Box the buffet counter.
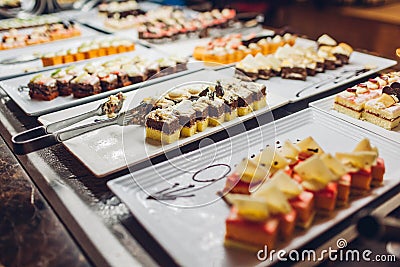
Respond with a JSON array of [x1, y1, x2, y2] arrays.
[[0, 2, 400, 266]]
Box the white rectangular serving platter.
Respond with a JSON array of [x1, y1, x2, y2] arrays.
[[310, 95, 400, 144], [0, 45, 201, 116], [107, 108, 400, 267], [38, 69, 289, 177], [0, 32, 109, 80], [217, 51, 397, 103]]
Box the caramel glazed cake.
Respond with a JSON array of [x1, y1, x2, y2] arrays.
[[143, 80, 267, 144]]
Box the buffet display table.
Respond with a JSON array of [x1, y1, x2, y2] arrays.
[[0, 3, 399, 266]]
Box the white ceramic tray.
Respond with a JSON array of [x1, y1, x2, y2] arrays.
[[217, 52, 397, 103], [38, 69, 288, 177], [0, 32, 111, 80], [0, 45, 200, 116], [108, 108, 400, 267], [310, 95, 400, 144]]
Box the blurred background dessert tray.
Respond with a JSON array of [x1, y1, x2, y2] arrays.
[[0, 45, 199, 116]]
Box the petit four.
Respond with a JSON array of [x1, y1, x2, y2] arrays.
[[222, 136, 386, 251], [27, 74, 58, 101]]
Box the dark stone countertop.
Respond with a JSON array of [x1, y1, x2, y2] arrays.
[[0, 136, 92, 267]]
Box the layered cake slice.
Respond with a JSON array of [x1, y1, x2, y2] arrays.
[[222, 90, 238, 121], [145, 108, 181, 144], [50, 69, 73, 96], [97, 71, 119, 92], [333, 86, 381, 119], [192, 100, 209, 132], [230, 86, 254, 116], [225, 194, 279, 251], [280, 59, 307, 81], [363, 92, 400, 130], [235, 54, 259, 81], [70, 72, 101, 98], [331, 43, 353, 65], [173, 100, 197, 137], [28, 74, 58, 101], [198, 95, 225, 126], [241, 81, 267, 111]]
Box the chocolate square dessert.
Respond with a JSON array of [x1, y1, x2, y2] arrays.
[[50, 69, 73, 96], [71, 72, 101, 98], [28, 74, 59, 101], [192, 100, 209, 132], [98, 71, 118, 92], [145, 108, 181, 144], [173, 100, 197, 137]]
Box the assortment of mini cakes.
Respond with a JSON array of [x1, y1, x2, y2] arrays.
[[102, 4, 236, 42], [235, 34, 353, 81], [0, 14, 60, 30], [144, 79, 267, 144], [41, 37, 135, 67], [223, 137, 385, 251], [193, 33, 297, 64], [98, 0, 143, 19], [27, 55, 188, 101], [0, 21, 81, 50], [333, 71, 400, 130], [137, 7, 236, 43]]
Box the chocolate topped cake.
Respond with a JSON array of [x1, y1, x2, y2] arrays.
[[28, 74, 58, 101], [145, 108, 181, 144], [222, 90, 238, 121], [192, 100, 209, 131], [97, 71, 118, 92], [50, 69, 73, 96], [198, 96, 225, 126], [230, 84, 255, 116], [71, 72, 101, 98], [173, 100, 197, 137]]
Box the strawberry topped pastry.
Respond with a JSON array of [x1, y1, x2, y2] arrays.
[[222, 136, 386, 251]]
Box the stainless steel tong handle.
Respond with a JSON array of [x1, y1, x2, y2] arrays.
[[12, 116, 118, 155]]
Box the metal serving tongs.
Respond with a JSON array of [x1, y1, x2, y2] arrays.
[[12, 94, 153, 155]]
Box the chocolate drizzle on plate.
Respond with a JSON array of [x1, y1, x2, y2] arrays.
[[147, 164, 231, 201]]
